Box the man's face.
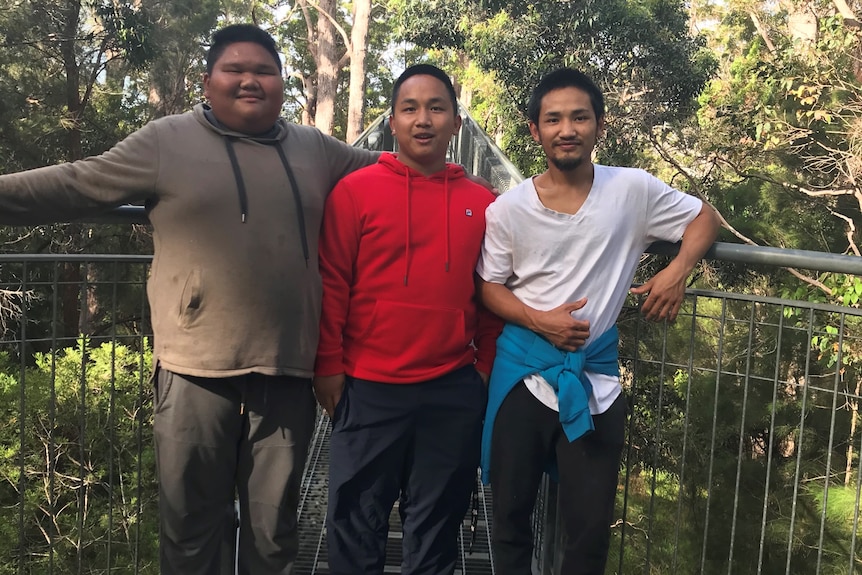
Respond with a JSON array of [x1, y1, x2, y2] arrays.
[[529, 86, 604, 172], [389, 74, 461, 175], [203, 42, 284, 135]]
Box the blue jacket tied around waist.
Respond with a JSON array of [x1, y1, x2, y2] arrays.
[[480, 322, 620, 483]]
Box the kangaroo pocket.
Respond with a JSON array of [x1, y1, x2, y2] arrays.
[[351, 300, 468, 376], [177, 268, 203, 329]]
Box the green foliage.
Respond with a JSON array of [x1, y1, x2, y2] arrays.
[[393, 0, 715, 174], [689, 0, 862, 296], [0, 0, 162, 263], [0, 341, 158, 574], [618, 291, 862, 573]]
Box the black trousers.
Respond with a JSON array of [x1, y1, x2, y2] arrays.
[[153, 369, 317, 575], [489, 381, 626, 575], [326, 365, 486, 575]]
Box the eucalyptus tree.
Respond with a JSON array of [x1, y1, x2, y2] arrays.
[[269, 0, 391, 139]]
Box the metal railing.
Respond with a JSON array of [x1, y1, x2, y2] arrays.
[[2, 251, 860, 574], [535, 288, 862, 575], [0, 255, 156, 574]]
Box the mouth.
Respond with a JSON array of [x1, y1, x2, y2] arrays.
[[555, 140, 580, 150], [236, 94, 263, 102], [414, 133, 435, 143]]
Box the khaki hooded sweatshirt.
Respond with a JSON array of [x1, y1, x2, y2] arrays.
[[0, 104, 378, 378]]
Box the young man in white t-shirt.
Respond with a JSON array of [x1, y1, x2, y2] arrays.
[[476, 68, 720, 575]]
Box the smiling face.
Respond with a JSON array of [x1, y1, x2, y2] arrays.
[[529, 86, 604, 173], [203, 41, 284, 135], [389, 74, 462, 176]]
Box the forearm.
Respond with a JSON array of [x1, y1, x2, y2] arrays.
[[0, 125, 159, 225], [477, 278, 541, 331], [473, 303, 503, 373], [477, 278, 590, 351], [669, 205, 720, 276], [633, 204, 720, 322]]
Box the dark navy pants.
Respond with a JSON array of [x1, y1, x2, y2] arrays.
[[327, 365, 486, 575]]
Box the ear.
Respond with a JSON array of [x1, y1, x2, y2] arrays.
[[453, 114, 462, 134], [389, 114, 395, 135], [202, 73, 211, 100], [596, 116, 606, 139], [528, 121, 541, 143]]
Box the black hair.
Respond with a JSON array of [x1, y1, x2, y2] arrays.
[[391, 64, 458, 115], [527, 68, 605, 124], [205, 24, 282, 75]]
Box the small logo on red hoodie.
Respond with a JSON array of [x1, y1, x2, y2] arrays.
[[465, 209, 473, 217]]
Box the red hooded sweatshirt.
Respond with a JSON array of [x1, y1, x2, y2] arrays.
[[315, 153, 502, 383]]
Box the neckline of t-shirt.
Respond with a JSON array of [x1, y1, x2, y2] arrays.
[[527, 168, 602, 219]]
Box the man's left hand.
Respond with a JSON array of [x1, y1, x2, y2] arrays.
[[630, 263, 687, 322], [313, 373, 345, 418]]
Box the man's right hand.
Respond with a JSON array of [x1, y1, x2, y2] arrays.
[[312, 373, 345, 418], [529, 298, 591, 352]]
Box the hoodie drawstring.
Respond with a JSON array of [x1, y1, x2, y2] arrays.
[[223, 138, 249, 223], [444, 170, 450, 273], [274, 145, 311, 268], [222, 136, 311, 267], [404, 170, 411, 286], [401, 163, 453, 285]]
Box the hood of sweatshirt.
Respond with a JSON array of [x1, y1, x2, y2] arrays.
[[376, 152, 466, 181], [192, 103, 289, 143], [377, 153, 467, 285], [191, 103, 311, 265]]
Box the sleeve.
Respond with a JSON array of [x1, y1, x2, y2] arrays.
[[0, 121, 161, 225], [643, 172, 704, 244], [320, 133, 381, 189], [314, 179, 362, 376], [473, 301, 503, 374], [476, 201, 514, 284]]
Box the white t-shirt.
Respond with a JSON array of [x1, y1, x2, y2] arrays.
[[477, 164, 703, 414]]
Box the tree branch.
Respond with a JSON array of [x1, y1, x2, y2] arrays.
[[833, 0, 862, 28], [305, 0, 353, 52], [749, 11, 777, 53]]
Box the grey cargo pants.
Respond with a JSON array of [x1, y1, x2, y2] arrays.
[[153, 368, 317, 575]]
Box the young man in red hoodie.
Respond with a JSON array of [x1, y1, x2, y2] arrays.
[[313, 64, 501, 574]]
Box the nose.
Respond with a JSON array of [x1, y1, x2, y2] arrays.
[[415, 108, 432, 126], [559, 118, 577, 136], [239, 72, 260, 87]]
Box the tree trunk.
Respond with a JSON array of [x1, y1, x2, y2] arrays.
[[314, 0, 339, 135], [346, 0, 371, 143], [60, 0, 83, 162], [148, 56, 191, 118], [303, 74, 317, 126], [846, 376, 861, 485]]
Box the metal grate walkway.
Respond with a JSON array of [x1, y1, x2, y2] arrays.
[[294, 411, 496, 575]]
